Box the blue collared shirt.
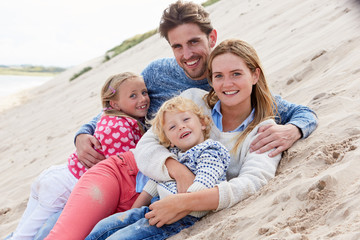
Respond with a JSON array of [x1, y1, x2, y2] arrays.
[[211, 100, 255, 132]]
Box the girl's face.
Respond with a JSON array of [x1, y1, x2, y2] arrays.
[[111, 77, 150, 118], [163, 111, 206, 152], [211, 53, 259, 111]]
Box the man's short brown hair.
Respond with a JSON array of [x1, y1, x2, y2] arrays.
[[159, 0, 213, 41]]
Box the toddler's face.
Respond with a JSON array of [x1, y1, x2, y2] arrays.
[[163, 110, 206, 151]]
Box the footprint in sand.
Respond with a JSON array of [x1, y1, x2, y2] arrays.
[[286, 49, 328, 85], [316, 137, 357, 165]]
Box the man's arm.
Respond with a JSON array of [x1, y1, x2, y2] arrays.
[[250, 95, 318, 157], [74, 113, 105, 168]]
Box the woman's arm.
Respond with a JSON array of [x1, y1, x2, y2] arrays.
[[146, 187, 220, 227], [132, 127, 175, 181], [146, 120, 281, 226]]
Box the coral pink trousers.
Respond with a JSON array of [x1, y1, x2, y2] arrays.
[[45, 151, 139, 240]]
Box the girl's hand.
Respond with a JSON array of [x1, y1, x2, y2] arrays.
[[145, 194, 191, 227]]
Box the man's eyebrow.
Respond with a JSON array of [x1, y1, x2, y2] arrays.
[[171, 43, 181, 48], [188, 37, 201, 43]]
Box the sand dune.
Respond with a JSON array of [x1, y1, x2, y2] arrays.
[[1, 0, 360, 239]]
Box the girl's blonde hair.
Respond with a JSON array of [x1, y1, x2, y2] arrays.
[[206, 39, 278, 152], [151, 96, 211, 148], [101, 72, 146, 133]]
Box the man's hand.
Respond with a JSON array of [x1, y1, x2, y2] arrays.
[[166, 157, 195, 193], [75, 134, 105, 168], [250, 124, 302, 157]]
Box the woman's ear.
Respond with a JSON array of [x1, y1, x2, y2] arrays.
[[109, 100, 121, 110], [252, 68, 260, 85]]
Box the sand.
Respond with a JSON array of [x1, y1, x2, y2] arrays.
[[1, 0, 360, 239]]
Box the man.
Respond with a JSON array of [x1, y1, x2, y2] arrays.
[[75, 1, 317, 169]]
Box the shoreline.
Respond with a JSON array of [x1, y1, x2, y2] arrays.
[[0, 71, 59, 77]]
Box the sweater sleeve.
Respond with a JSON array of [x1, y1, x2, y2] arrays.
[[274, 94, 318, 138], [187, 141, 230, 193], [216, 120, 282, 211], [142, 179, 159, 198], [74, 112, 102, 145], [132, 127, 176, 182]]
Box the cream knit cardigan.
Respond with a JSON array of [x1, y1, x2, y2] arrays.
[[132, 88, 281, 211]]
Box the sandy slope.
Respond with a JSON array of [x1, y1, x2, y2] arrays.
[[1, 0, 360, 239]]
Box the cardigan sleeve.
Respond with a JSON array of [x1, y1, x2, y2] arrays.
[[132, 127, 176, 182], [142, 179, 159, 198], [215, 120, 282, 211]]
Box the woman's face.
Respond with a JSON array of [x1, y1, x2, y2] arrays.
[[211, 53, 259, 110]]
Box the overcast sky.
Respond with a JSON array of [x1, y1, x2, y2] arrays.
[[0, 0, 204, 68]]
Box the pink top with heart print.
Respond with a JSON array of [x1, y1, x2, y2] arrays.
[[68, 115, 143, 179]]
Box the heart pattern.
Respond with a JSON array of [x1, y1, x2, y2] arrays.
[[68, 115, 143, 179]]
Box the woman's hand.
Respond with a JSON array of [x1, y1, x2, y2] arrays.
[[145, 194, 191, 227]]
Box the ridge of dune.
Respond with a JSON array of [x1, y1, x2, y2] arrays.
[[1, 0, 360, 239]]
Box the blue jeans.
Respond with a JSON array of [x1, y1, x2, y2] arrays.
[[85, 206, 199, 240], [3, 211, 61, 240], [33, 210, 61, 240]]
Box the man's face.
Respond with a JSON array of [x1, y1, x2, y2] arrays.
[[167, 23, 216, 80]]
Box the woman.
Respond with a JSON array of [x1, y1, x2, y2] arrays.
[[134, 39, 282, 228]]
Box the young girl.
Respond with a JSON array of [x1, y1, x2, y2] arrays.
[[11, 72, 150, 240], [134, 39, 283, 228], [85, 96, 230, 240]]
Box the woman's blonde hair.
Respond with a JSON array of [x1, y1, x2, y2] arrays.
[[151, 96, 211, 148], [206, 39, 278, 152], [101, 72, 146, 133]]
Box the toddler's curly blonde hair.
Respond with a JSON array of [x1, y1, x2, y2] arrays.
[[150, 96, 211, 148]]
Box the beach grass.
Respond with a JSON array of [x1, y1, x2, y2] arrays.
[[69, 66, 92, 81], [104, 29, 158, 62], [202, 0, 220, 7]]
